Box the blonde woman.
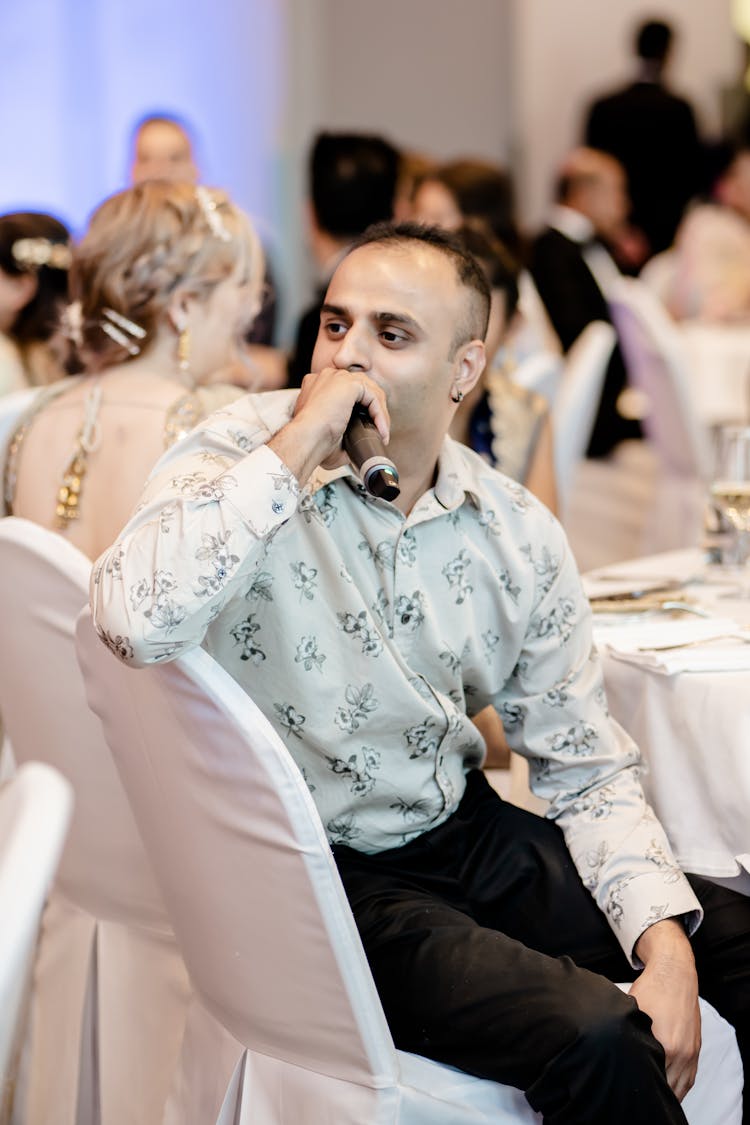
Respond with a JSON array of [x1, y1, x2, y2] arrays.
[[3, 180, 264, 559]]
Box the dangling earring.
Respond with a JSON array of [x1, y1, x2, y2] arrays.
[[450, 386, 464, 404], [177, 326, 191, 376]]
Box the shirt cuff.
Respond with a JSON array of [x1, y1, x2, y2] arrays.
[[616, 872, 703, 968], [221, 443, 301, 538]]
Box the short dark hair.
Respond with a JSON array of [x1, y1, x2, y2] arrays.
[[310, 132, 400, 239], [0, 211, 71, 344], [349, 221, 491, 349], [453, 221, 520, 323], [635, 19, 673, 63]]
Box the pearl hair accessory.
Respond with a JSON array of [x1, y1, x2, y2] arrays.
[[99, 307, 146, 356], [11, 237, 71, 271], [195, 186, 232, 243]]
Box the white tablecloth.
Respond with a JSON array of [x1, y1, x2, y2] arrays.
[[585, 549, 750, 885]]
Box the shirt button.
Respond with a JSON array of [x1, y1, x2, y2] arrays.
[[271, 499, 285, 514]]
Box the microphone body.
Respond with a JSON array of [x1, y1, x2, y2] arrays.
[[343, 406, 400, 501]]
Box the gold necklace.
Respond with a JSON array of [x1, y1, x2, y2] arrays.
[[56, 380, 102, 527]]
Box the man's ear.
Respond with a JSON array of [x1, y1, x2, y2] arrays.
[[452, 339, 487, 397]]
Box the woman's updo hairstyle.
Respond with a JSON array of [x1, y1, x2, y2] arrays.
[[68, 181, 263, 372]]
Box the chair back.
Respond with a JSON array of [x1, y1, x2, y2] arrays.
[[75, 609, 399, 1091], [0, 762, 71, 1084], [509, 350, 562, 406], [608, 278, 711, 478], [552, 321, 616, 512], [0, 387, 37, 459], [0, 518, 168, 928]]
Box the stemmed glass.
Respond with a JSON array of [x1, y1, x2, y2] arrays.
[[710, 426, 750, 597]]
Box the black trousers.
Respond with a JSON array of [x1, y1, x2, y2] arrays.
[[333, 770, 750, 1125]]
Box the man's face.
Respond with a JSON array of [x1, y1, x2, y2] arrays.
[[131, 122, 197, 185], [584, 165, 629, 240], [311, 241, 480, 444]]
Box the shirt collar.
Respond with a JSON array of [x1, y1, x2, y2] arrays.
[[548, 205, 595, 245], [307, 436, 481, 512]]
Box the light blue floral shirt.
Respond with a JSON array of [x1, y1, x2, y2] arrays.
[[91, 389, 701, 962]]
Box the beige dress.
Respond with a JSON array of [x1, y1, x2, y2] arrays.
[[3, 376, 242, 521]]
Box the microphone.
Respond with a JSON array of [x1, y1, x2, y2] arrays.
[[343, 405, 400, 501]]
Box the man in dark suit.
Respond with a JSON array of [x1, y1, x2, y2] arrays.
[[530, 147, 641, 458], [288, 132, 400, 387], [584, 19, 700, 259]]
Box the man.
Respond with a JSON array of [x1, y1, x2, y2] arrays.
[[92, 223, 748, 1124], [530, 146, 641, 458], [287, 131, 400, 386], [129, 113, 277, 349], [130, 114, 199, 186], [584, 19, 701, 258]]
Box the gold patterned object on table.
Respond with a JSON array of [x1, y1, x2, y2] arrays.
[[588, 589, 700, 615]]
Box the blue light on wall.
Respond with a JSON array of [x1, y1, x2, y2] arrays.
[[0, 0, 285, 245]]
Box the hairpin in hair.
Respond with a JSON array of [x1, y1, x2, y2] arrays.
[[195, 186, 232, 243], [61, 300, 84, 347], [12, 237, 72, 271], [100, 307, 146, 356]]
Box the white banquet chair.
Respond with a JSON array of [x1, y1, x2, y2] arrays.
[[509, 350, 563, 407], [0, 763, 72, 1119], [0, 386, 38, 782], [0, 518, 190, 1125], [75, 611, 744, 1125], [609, 278, 710, 551], [0, 387, 37, 456], [552, 321, 616, 516]]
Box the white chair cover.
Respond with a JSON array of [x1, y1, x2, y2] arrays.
[[0, 763, 72, 1114], [0, 518, 190, 1125], [608, 277, 711, 479], [75, 612, 743, 1125], [609, 278, 712, 552], [0, 387, 37, 459], [509, 350, 563, 406], [552, 321, 616, 515]]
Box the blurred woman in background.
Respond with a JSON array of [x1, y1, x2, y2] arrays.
[[0, 211, 71, 393]]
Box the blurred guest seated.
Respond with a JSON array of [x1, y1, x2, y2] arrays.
[[584, 18, 701, 260], [392, 149, 437, 222], [530, 148, 642, 457], [643, 142, 750, 324], [130, 111, 278, 353], [2, 181, 264, 560], [0, 212, 71, 393], [287, 131, 400, 387], [412, 158, 560, 360], [412, 157, 521, 257], [451, 222, 556, 514]]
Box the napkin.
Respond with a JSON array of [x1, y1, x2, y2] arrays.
[[593, 616, 750, 674]]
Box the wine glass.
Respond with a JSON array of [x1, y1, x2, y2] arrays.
[[710, 425, 750, 597]]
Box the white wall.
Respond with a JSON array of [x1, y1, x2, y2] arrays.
[[278, 0, 515, 338], [511, 0, 741, 229]]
